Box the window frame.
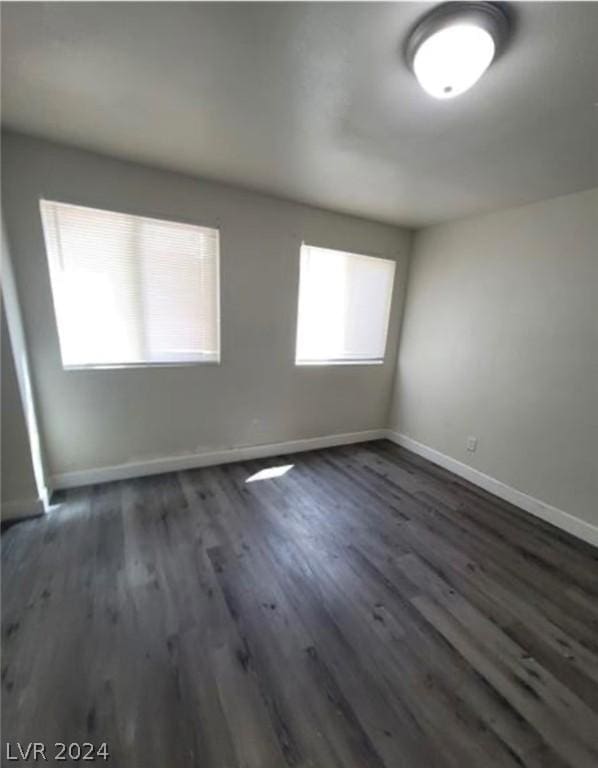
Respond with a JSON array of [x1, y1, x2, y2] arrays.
[[294, 242, 396, 367], [39, 199, 222, 371]]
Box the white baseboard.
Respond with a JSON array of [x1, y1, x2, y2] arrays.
[[1, 497, 45, 523], [50, 429, 386, 490], [385, 431, 598, 548], [46, 427, 598, 549]]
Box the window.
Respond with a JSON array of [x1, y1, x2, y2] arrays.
[[39, 200, 220, 368], [295, 244, 396, 365]]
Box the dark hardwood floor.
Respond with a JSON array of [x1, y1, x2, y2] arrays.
[[2, 440, 598, 767]]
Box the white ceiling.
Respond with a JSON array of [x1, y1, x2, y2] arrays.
[[2, 2, 597, 227]]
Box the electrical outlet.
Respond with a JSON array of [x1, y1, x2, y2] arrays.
[[466, 436, 478, 452]]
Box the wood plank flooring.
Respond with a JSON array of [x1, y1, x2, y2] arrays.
[[2, 440, 598, 767]]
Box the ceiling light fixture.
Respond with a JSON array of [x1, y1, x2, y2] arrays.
[[406, 2, 510, 99]]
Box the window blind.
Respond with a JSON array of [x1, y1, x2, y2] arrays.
[[295, 244, 395, 364], [39, 200, 220, 368]]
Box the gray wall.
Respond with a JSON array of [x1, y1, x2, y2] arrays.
[[390, 187, 598, 526], [1, 214, 47, 519], [1, 302, 39, 516], [2, 131, 412, 479]]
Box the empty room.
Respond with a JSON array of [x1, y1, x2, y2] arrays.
[[1, 1, 597, 766]]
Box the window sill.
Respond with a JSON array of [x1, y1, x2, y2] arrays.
[[63, 360, 221, 371], [295, 359, 384, 367]]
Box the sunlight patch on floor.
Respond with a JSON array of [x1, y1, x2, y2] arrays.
[[246, 464, 294, 483]]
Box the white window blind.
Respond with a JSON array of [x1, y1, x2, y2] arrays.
[[39, 200, 220, 368], [295, 244, 396, 364]]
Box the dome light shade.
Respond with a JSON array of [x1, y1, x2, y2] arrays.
[[406, 3, 510, 99], [413, 24, 495, 98]]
